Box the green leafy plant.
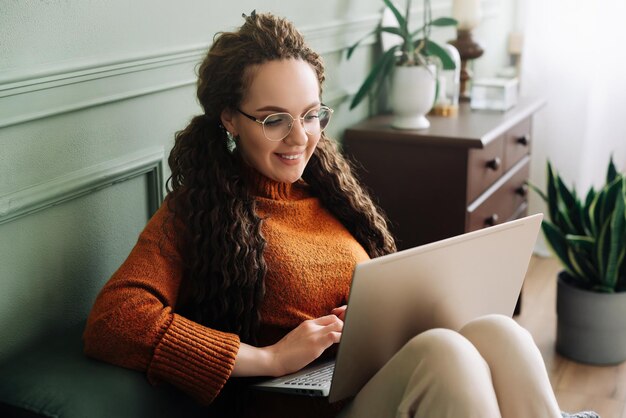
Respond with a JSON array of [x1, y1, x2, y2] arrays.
[[346, 0, 457, 110], [530, 158, 626, 293]]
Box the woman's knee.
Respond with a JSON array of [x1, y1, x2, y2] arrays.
[[460, 314, 533, 347], [399, 328, 484, 372], [396, 330, 500, 416]]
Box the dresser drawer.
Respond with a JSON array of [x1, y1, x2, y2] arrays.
[[503, 117, 532, 171], [466, 136, 505, 203], [466, 157, 530, 232]]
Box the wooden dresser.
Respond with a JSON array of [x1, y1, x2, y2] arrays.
[[343, 97, 545, 251]]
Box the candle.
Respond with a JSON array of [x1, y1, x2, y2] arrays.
[[452, 0, 482, 30]]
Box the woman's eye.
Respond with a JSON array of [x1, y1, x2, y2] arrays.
[[265, 116, 287, 126]]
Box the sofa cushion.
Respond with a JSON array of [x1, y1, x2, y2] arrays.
[[0, 324, 207, 418]]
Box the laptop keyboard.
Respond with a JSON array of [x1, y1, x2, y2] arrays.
[[283, 363, 335, 387]]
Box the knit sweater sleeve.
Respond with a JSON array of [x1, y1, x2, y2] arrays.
[[82, 201, 240, 405]]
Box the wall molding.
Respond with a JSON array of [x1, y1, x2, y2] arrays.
[[0, 147, 165, 225], [0, 47, 206, 94], [0, 47, 203, 128], [0, 2, 457, 128], [0, 16, 381, 130]]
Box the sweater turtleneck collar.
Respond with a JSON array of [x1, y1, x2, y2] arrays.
[[239, 159, 310, 201]]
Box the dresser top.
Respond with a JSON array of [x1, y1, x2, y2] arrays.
[[344, 96, 546, 149]]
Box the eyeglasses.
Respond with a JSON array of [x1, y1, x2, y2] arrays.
[[237, 105, 334, 142]]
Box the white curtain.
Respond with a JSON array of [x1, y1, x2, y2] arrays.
[[519, 0, 626, 253]]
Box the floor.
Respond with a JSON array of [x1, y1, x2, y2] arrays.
[[515, 256, 626, 418]]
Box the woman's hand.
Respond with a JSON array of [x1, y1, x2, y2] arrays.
[[232, 312, 345, 378], [267, 314, 343, 377], [331, 305, 347, 321]]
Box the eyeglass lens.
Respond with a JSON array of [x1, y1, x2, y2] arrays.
[[263, 107, 332, 141]]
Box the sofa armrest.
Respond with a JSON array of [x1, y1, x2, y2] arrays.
[[0, 323, 208, 418]]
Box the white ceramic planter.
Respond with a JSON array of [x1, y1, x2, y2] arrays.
[[389, 64, 437, 130]]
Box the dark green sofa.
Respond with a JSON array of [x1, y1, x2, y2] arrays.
[[0, 324, 208, 418]]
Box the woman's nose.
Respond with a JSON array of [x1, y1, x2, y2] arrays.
[[283, 117, 308, 145]]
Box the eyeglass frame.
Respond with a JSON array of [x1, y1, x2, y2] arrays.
[[236, 105, 334, 142]]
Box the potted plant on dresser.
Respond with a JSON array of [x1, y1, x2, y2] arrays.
[[346, 0, 457, 129], [531, 157, 626, 364]]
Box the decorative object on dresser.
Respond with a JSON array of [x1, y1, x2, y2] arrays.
[[448, 0, 483, 102], [389, 62, 438, 130], [346, 0, 457, 129], [530, 157, 626, 365], [470, 77, 519, 111], [343, 97, 545, 314], [431, 44, 461, 118]]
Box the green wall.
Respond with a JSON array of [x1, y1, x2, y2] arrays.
[[0, 0, 514, 361]]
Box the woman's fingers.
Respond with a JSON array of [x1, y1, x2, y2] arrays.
[[324, 319, 343, 332], [327, 331, 342, 344], [313, 313, 344, 326], [331, 305, 348, 321], [269, 314, 345, 376], [318, 318, 344, 346]]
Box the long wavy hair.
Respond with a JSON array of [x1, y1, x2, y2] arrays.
[[167, 11, 396, 345]]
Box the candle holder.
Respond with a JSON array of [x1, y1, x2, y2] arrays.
[[449, 29, 484, 102], [431, 44, 461, 117]]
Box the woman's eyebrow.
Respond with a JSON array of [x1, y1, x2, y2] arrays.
[[255, 101, 321, 113]]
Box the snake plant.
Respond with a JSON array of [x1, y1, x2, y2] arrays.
[[346, 0, 457, 110], [530, 158, 626, 293]]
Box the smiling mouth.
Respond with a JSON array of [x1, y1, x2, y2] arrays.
[[277, 153, 303, 160]]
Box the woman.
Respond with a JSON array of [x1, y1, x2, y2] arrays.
[[83, 11, 597, 418]]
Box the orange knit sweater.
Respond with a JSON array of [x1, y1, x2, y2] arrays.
[[83, 171, 370, 414]]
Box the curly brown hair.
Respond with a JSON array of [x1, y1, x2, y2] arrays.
[[167, 11, 396, 345]]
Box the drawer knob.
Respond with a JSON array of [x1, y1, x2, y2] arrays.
[[485, 213, 499, 226], [516, 184, 529, 197], [516, 135, 530, 146], [486, 157, 502, 171]]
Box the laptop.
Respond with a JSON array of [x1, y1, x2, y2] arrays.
[[252, 213, 543, 403]]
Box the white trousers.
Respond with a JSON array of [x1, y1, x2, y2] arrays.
[[338, 314, 562, 418]]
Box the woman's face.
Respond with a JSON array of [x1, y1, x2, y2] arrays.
[[221, 59, 322, 184]]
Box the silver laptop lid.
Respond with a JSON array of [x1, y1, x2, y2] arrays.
[[328, 213, 542, 403]]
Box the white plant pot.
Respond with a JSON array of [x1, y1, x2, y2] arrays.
[[390, 64, 437, 130]]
